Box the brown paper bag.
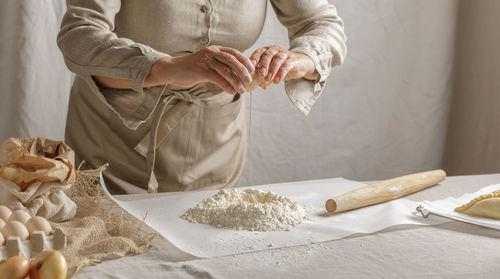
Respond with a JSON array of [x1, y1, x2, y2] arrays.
[[0, 137, 78, 189], [0, 138, 78, 222]]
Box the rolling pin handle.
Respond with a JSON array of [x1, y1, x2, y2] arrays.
[[326, 199, 337, 213]]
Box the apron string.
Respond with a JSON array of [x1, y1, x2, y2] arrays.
[[143, 90, 203, 193]]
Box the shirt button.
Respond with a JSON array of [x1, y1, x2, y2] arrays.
[[200, 37, 209, 44], [201, 5, 211, 13]]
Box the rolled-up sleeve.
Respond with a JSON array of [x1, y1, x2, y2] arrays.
[[57, 0, 168, 129], [271, 0, 347, 115]]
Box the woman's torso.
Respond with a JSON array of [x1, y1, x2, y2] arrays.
[[68, 0, 268, 193], [115, 0, 267, 56]]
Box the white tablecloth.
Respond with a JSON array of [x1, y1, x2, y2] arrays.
[[75, 174, 500, 278]]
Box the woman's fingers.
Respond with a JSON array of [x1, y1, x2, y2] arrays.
[[267, 52, 289, 82], [275, 59, 296, 84], [188, 45, 314, 93], [220, 47, 255, 74], [205, 69, 237, 95], [209, 59, 246, 93], [214, 51, 252, 84], [256, 48, 278, 78], [249, 48, 266, 68]]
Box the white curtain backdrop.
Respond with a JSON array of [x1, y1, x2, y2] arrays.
[[444, 0, 500, 176], [242, 0, 458, 185], [0, 0, 483, 187], [0, 0, 73, 141]]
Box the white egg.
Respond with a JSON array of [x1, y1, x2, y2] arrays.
[[25, 216, 52, 237], [0, 231, 4, 245], [1, 221, 29, 241], [0, 205, 12, 222], [8, 210, 31, 224], [0, 218, 5, 229]]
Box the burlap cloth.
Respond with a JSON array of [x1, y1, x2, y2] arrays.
[[52, 165, 159, 269]]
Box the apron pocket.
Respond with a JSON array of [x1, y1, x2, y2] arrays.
[[182, 94, 246, 190]]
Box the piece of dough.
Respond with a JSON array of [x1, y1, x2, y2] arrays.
[[454, 190, 500, 220]]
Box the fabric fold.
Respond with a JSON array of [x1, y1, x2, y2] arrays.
[[57, 0, 169, 129], [271, 0, 347, 115]]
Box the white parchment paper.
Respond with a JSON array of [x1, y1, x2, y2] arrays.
[[418, 184, 500, 230], [102, 175, 449, 258]]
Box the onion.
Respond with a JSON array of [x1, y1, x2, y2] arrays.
[[0, 256, 30, 279], [29, 250, 68, 279]]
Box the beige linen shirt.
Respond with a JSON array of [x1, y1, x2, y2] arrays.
[[57, 0, 347, 194]]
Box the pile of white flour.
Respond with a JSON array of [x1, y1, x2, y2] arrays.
[[182, 188, 308, 231]]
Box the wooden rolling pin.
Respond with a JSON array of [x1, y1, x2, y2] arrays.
[[325, 169, 446, 213]]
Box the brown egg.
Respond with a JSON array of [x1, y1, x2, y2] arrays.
[[8, 210, 31, 224], [0, 206, 12, 222], [1, 221, 29, 241], [26, 216, 52, 237], [0, 218, 5, 229], [0, 232, 4, 245]]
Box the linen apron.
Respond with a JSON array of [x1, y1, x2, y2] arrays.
[[66, 78, 245, 194], [58, 0, 347, 194]]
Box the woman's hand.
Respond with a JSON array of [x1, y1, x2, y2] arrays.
[[94, 46, 254, 94], [249, 45, 319, 84], [149, 46, 255, 95]]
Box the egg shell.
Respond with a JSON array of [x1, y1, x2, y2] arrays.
[[1, 221, 29, 241], [8, 210, 31, 224], [0, 231, 4, 245], [25, 216, 52, 237], [0, 218, 5, 229], [0, 206, 12, 222]]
